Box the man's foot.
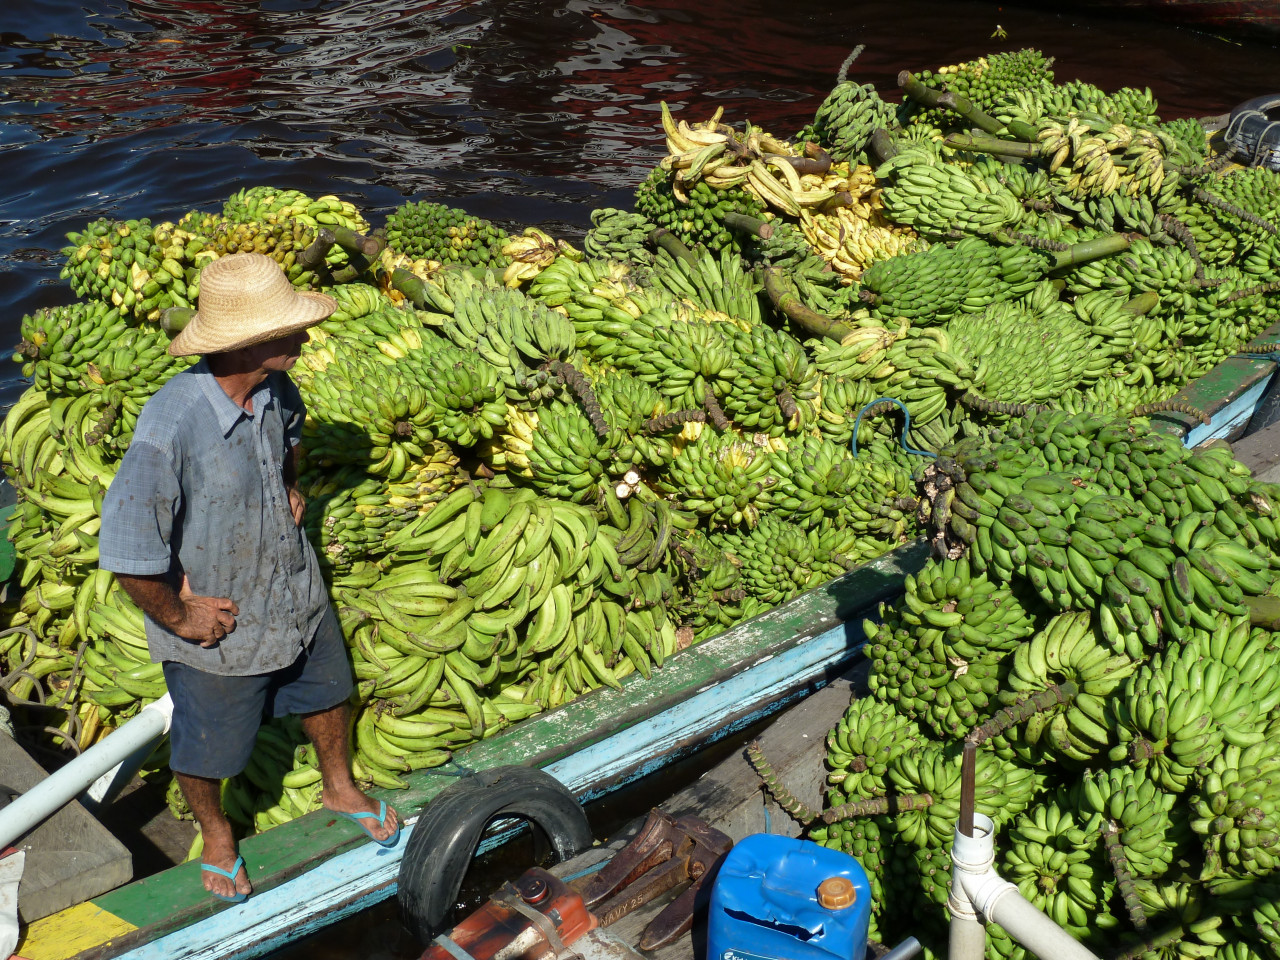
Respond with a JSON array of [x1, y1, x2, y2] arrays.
[[201, 832, 252, 901], [322, 785, 400, 845]]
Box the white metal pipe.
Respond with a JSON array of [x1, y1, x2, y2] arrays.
[[948, 913, 986, 960], [950, 813, 1102, 960], [981, 891, 1102, 960], [0, 695, 172, 850], [949, 816, 991, 960]]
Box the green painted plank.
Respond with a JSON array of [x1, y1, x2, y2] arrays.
[[1150, 319, 1280, 437], [92, 540, 929, 933]]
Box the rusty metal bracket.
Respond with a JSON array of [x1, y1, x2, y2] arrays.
[[582, 809, 732, 951]]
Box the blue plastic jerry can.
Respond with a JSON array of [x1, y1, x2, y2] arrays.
[[707, 834, 872, 960]]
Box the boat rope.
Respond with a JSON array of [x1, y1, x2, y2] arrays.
[[851, 397, 937, 460]]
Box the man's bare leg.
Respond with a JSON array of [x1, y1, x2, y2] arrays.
[[302, 701, 398, 841], [176, 772, 251, 899]]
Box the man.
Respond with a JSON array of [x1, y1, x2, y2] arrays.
[[99, 253, 399, 904]]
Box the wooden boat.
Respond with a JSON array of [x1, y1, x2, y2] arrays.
[[1055, 0, 1279, 37], [13, 344, 1280, 960]]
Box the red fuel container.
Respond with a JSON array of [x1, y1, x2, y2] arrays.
[[419, 867, 597, 960]]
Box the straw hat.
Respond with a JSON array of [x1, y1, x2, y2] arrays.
[[167, 253, 336, 357]]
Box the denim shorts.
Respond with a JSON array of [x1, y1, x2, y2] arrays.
[[162, 605, 353, 779]]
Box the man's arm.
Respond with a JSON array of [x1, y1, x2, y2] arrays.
[[283, 443, 305, 526], [116, 573, 240, 648]]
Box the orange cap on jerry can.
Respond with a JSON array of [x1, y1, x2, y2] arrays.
[[817, 876, 856, 909]]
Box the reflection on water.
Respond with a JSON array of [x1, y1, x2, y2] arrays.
[[3, 0, 1276, 339]]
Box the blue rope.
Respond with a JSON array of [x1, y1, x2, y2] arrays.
[[425, 760, 475, 778], [850, 397, 937, 460], [560, 860, 607, 883]]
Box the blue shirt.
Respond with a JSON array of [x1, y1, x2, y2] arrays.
[[99, 360, 329, 676]]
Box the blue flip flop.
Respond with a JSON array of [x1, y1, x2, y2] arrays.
[[202, 854, 249, 904], [336, 800, 400, 847]]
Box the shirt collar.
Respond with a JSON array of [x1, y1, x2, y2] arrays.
[[192, 359, 275, 438]]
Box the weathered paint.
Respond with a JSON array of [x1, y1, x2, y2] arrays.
[[18, 541, 929, 960], [1150, 354, 1276, 441], [18, 902, 137, 960]]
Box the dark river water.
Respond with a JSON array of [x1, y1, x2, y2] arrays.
[[0, 0, 1276, 955]]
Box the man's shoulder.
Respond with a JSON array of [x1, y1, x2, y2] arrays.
[[132, 367, 210, 447]]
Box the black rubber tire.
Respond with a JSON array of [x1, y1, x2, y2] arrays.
[[1225, 94, 1280, 171], [396, 766, 592, 947]]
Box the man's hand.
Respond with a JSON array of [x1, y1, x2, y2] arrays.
[[176, 574, 239, 648], [287, 486, 305, 527]]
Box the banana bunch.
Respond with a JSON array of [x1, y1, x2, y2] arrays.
[[501, 227, 579, 287], [1078, 765, 1183, 878], [807, 75, 897, 164], [648, 245, 763, 330], [495, 398, 618, 504], [1000, 611, 1137, 765], [1132, 880, 1230, 959], [1066, 236, 1198, 296], [658, 103, 837, 217], [936, 411, 1280, 645], [657, 103, 748, 191], [315, 282, 395, 334], [1191, 740, 1280, 879], [592, 370, 688, 472], [834, 446, 921, 543], [399, 334, 507, 449], [223, 185, 369, 234], [204, 217, 323, 288], [857, 237, 1048, 325], [384, 201, 508, 268], [634, 166, 767, 255], [601, 493, 691, 576], [1174, 167, 1280, 272], [711, 514, 858, 606], [866, 616, 1005, 739], [1111, 642, 1252, 793], [765, 434, 859, 528], [299, 464, 424, 572], [809, 318, 908, 380], [670, 531, 763, 643], [656, 432, 777, 528], [1002, 794, 1116, 939], [825, 696, 926, 803], [582, 208, 656, 267], [887, 742, 1035, 848], [913, 48, 1057, 117], [877, 148, 1026, 237], [299, 349, 441, 481], [994, 79, 1160, 132], [799, 207, 922, 282], [616, 310, 739, 416], [15, 302, 127, 393], [526, 256, 670, 361], [59, 216, 204, 319], [721, 323, 819, 435], [920, 294, 1107, 406], [902, 555, 1039, 657], [434, 272, 588, 410], [810, 373, 882, 448]]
